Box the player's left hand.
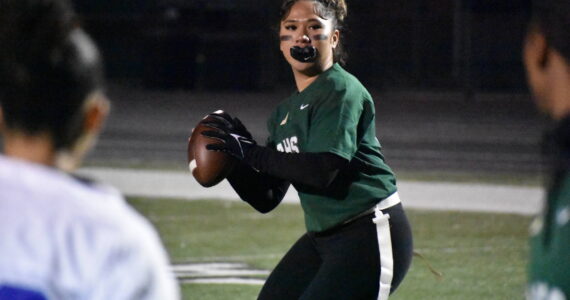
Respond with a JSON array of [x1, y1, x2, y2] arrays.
[[201, 119, 257, 160]]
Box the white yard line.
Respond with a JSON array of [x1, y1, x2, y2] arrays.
[[77, 167, 544, 216], [172, 262, 269, 286], [172, 262, 270, 277]]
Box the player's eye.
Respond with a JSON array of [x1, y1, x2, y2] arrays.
[[308, 24, 322, 30], [284, 25, 297, 31]]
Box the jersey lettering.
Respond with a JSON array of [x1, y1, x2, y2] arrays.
[[276, 136, 299, 153]]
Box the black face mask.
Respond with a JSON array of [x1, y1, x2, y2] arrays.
[[290, 46, 318, 63]]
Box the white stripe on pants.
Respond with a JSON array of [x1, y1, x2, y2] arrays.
[[373, 193, 398, 300]]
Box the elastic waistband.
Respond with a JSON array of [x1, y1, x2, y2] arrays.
[[342, 192, 401, 226], [375, 191, 401, 211]]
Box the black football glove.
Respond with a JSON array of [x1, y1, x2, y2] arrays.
[[203, 110, 253, 139], [201, 111, 256, 160]]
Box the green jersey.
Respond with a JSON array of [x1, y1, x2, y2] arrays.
[[267, 64, 397, 232], [528, 170, 570, 299]]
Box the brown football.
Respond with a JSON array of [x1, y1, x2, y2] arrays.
[[187, 114, 237, 187]]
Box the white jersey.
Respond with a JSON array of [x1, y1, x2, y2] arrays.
[[0, 155, 180, 300]]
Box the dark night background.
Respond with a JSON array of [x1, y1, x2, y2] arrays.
[[73, 0, 532, 92], [66, 0, 547, 179]]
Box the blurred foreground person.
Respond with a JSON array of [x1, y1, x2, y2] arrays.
[[524, 0, 570, 299], [0, 0, 179, 299]]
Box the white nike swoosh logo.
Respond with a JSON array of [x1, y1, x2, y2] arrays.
[[280, 113, 289, 126], [300, 104, 309, 110]]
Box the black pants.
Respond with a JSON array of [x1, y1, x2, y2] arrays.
[[258, 203, 413, 300]]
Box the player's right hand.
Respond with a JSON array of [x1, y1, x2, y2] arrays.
[[201, 126, 257, 161], [204, 110, 253, 139]]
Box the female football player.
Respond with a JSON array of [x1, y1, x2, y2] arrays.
[[203, 0, 413, 298], [0, 0, 179, 298]]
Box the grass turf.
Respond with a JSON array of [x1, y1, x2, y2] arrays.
[[128, 197, 532, 300]]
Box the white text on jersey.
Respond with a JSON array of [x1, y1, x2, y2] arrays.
[[276, 136, 299, 153]]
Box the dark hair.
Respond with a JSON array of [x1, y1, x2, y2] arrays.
[[531, 0, 570, 62], [0, 0, 104, 150], [280, 0, 348, 65]]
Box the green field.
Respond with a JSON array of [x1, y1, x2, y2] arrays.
[[128, 198, 532, 300]]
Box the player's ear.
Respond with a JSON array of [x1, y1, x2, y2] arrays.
[[331, 29, 340, 49], [82, 92, 109, 135], [524, 25, 549, 73], [56, 92, 109, 172]]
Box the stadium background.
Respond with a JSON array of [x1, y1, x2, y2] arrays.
[[3, 0, 544, 298], [70, 0, 546, 179], [74, 0, 532, 92]]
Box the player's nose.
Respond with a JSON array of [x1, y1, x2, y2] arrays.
[[296, 34, 311, 44]]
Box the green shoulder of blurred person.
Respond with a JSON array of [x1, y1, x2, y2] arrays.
[[523, 0, 570, 299]]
